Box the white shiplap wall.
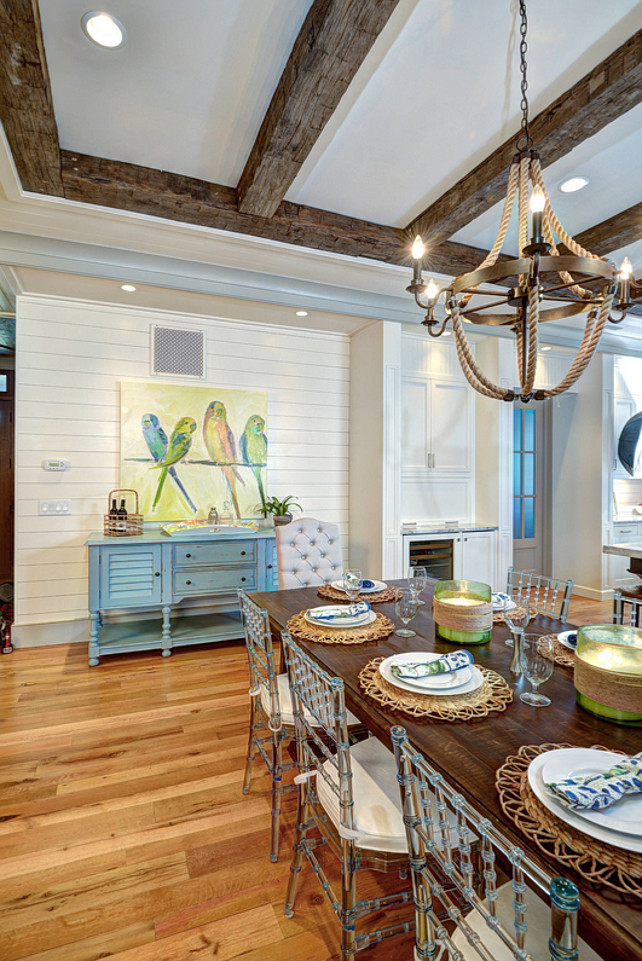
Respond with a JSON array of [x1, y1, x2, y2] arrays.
[[15, 294, 349, 633]]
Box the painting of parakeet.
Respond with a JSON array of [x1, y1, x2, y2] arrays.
[[203, 401, 246, 518], [121, 382, 267, 522], [240, 414, 267, 508], [141, 413, 197, 513], [151, 416, 197, 510]]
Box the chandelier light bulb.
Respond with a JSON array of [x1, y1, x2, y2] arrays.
[[530, 186, 545, 213], [620, 257, 633, 279], [424, 279, 438, 301], [411, 235, 425, 260]]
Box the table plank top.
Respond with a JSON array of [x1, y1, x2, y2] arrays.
[[248, 580, 642, 960]]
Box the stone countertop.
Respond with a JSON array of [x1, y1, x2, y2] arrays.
[[602, 541, 642, 558], [401, 525, 499, 535]]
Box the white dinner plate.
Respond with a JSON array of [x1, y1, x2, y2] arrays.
[[379, 652, 482, 697], [305, 608, 376, 629], [556, 630, 578, 651], [528, 751, 642, 853], [331, 579, 387, 594], [540, 749, 642, 837], [492, 593, 517, 612]]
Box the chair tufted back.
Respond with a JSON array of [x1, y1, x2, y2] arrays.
[[275, 517, 343, 589]]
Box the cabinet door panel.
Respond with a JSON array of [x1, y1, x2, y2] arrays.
[[431, 382, 471, 471], [401, 378, 429, 470], [461, 531, 496, 588], [100, 545, 162, 608]]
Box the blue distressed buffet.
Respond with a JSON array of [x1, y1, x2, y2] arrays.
[[86, 528, 278, 666]]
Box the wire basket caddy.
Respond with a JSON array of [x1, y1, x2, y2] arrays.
[[104, 489, 144, 537]]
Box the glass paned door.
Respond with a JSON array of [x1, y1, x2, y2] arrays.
[[513, 406, 544, 573]]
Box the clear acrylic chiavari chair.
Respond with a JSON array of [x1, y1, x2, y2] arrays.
[[613, 589, 642, 628], [507, 568, 573, 622], [238, 590, 298, 862], [283, 631, 418, 961], [391, 726, 600, 961]]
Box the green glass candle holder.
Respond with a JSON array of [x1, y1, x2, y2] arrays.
[[575, 624, 642, 726], [433, 579, 492, 646]]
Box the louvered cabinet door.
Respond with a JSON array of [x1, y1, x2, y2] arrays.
[[99, 544, 164, 608]]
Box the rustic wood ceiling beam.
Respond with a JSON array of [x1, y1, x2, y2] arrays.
[[407, 28, 642, 247], [61, 151, 497, 278], [237, 0, 403, 219], [572, 201, 642, 260], [0, 0, 62, 195]]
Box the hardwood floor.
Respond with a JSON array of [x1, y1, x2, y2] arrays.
[[0, 594, 613, 960]]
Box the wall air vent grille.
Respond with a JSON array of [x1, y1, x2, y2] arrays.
[[151, 325, 205, 378]]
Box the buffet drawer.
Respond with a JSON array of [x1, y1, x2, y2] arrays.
[[174, 540, 256, 569], [174, 567, 256, 597]]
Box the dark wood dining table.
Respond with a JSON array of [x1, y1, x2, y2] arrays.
[[248, 579, 642, 961]]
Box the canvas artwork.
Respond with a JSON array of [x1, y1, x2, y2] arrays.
[[120, 381, 267, 521]]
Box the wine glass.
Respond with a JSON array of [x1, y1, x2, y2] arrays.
[[408, 566, 428, 606], [395, 590, 419, 638], [342, 569, 362, 615], [504, 593, 531, 648], [519, 634, 554, 706]]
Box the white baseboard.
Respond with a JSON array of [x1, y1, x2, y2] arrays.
[[572, 585, 613, 601], [12, 618, 89, 648]]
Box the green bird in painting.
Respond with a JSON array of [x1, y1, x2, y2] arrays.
[[151, 416, 197, 510], [240, 414, 267, 509], [203, 401, 245, 518]]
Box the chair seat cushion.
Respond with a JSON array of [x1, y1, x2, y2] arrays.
[[317, 736, 408, 853], [450, 881, 600, 960], [260, 674, 359, 728]]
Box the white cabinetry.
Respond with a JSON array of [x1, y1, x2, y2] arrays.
[[401, 332, 475, 523], [605, 522, 640, 589], [403, 529, 497, 590], [461, 530, 497, 587]]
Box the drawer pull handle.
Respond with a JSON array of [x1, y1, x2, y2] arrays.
[[241, 577, 246, 582], [241, 550, 246, 556], [186, 580, 192, 586], [185, 553, 192, 558], [154, 572, 160, 577], [267, 564, 273, 569]]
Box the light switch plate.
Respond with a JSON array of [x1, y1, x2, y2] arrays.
[[40, 500, 72, 515]]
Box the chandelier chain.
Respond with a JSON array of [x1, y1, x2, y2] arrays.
[[516, 0, 533, 153]]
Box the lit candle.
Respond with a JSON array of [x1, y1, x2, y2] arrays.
[[530, 185, 545, 245], [618, 257, 633, 307], [411, 235, 424, 286]]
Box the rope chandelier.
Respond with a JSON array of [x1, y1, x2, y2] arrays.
[[407, 0, 640, 403]]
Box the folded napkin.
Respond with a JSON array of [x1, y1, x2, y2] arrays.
[[361, 579, 376, 589], [545, 753, 642, 811], [390, 650, 473, 679], [309, 601, 371, 621]]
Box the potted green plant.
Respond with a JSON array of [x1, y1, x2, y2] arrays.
[[257, 495, 302, 527]]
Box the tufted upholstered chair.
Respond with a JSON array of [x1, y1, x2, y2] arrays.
[[275, 517, 343, 589]]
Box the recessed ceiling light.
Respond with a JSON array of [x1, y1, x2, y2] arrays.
[[295, 310, 308, 317], [121, 283, 136, 292], [81, 11, 126, 48], [541, 345, 552, 351], [559, 175, 589, 194]]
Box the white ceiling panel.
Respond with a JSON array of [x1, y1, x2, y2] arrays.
[[286, 0, 642, 227], [39, 0, 313, 186], [454, 103, 642, 259]]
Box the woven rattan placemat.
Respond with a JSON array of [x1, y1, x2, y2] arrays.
[[317, 584, 402, 604], [496, 743, 642, 897], [538, 633, 575, 668], [287, 611, 395, 645], [493, 605, 532, 625], [358, 657, 513, 721]]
